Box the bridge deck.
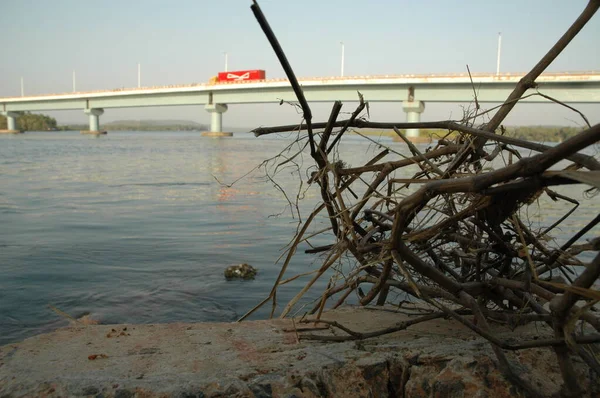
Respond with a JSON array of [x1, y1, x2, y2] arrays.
[[1, 72, 599, 111]]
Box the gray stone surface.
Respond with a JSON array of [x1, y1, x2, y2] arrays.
[[0, 307, 597, 397]]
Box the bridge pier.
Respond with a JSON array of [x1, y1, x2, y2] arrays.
[[402, 100, 425, 139], [201, 104, 232, 137], [82, 108, 107, 135], [0, 111, 22, 134]]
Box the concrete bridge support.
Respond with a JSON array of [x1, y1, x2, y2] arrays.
[[402, 100, 425, 139], [0, 111, 22, 134], [202, 103, 232, 137], [82, 108, 106, 135]]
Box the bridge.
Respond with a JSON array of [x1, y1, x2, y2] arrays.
[[1, 72, 599, 136]]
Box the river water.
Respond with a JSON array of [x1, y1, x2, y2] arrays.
[[0, 131, 598, 346]]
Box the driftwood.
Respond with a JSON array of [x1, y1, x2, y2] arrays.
[[244, 0, 600, 395]]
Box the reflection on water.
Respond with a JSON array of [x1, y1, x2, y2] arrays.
[[0, 131, 598, 345]]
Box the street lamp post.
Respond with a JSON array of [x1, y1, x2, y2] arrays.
[[138, 63, 141, 88], [340, 42, 345, 77], [496, 32, 502, 76], [223, 51, 228, 72], [20, 77, 24, 97], [72, 70, 76, 92]]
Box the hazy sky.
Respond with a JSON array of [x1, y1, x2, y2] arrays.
[[1, 0, 599, 128]]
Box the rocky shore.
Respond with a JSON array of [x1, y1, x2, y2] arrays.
[[1, 306, 597, 397]]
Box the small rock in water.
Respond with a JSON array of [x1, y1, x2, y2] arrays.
[[224, 263, 257, 280]]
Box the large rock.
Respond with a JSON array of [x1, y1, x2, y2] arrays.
[[0, 307, 597, 397]]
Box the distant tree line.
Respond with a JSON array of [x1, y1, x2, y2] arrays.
[[422, 126, 583, 142], [0, 111, 58, 131], [102, 121, 209, 131], [386, 125, 584, 142], [502, 126, 582, 142], [0, 112, 207, 132], [62, 121, 209, 131]]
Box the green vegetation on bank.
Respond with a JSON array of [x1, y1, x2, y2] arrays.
[[0, 114, 207, 132], [63, 120, 209, 131], [355, 125, 584, 142], [0, 112, 58, 131], [504, 126, 582, 142]]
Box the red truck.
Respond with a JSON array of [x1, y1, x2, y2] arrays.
[[217, 70, 266, 83]]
